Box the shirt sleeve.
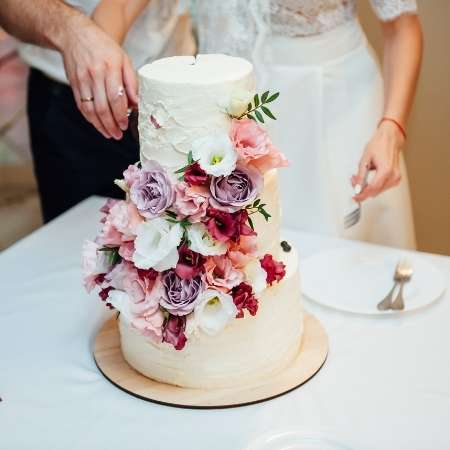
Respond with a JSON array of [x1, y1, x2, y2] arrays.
[[369, 0, 418, 21]]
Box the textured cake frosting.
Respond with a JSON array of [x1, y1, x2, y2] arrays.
[[119, 249, 303, 389], [118, 54, 304, 388], [138, 54, 255, 169]]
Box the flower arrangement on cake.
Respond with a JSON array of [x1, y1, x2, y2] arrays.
[[82, 90, 288, 351]]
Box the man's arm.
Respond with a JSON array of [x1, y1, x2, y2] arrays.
[[0, 0, 138, 140]]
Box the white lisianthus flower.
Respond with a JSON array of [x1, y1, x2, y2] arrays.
[[191, 132, 237, 177], [107, 290, 134, 324], [243, 259, 267, 295], [194, 289, 238, 336], [133, 218, 183, 271], [227, 88, 254, 118], [188, 223, 227, 256]]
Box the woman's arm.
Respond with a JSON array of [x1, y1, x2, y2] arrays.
[[353, 14, 423, 202], [92, 0, 151, 44]]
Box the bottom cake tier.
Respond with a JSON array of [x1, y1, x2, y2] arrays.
[[118, 248, 303, 389]]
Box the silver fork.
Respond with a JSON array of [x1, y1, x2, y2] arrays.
[[344, 169, 371, 229], [391, 260, 413, 310], [377, 262, 403, 311]]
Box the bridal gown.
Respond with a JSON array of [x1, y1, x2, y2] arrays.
[[192, 0, 417, 249]]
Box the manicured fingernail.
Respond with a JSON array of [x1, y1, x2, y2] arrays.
[[354, 184, 362, 195], [120, 122, 128, 131]]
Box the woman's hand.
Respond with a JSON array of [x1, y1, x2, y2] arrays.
[[61, 14, 138, 140], [351, 120, 405, 202]]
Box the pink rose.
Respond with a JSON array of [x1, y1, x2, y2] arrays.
[[173, 182, 209, 222], [109, 201, 143, 239], [123, 164, 141, 188], [204, 255, 244, 292], [230, 118, 289, 174], [95, 220, 123, 247], [228, 235, 258, 269], [132, 307, 165, 344], [119, 241, 135, 262], [82, 240, 112, 292]]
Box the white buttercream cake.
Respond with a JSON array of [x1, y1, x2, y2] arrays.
[[117, 54, 304, 389]]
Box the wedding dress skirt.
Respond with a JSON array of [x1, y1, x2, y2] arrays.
[[259, 19, 416, 249]]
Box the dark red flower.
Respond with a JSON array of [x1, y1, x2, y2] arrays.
[[163, 314, 187, 350], [235, 209, 257, 238], [94, 273, 106, 285], [175, 245, 206, 279], [184, 162, 208, 186], [232, 282, 259, 318], [137, 268, 159, 281], [260, 254, 286, 286], [99, 286, 114, 309], [205, 207, 238, 242]]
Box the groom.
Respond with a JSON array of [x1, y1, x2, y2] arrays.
[[0, 0, 194, 222]]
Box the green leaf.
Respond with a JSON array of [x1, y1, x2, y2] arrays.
[[248, 216, 254, 230], [261, 90, 270, 103], [254, 199, 261, 207], [188, 150, 194, 164], [247, 103, 252, 112], [174, 165, 188, 174], [165, 210, 177, 219], [255, 110, 264, 123], [261, 106, 276, 120], [266, 92, 280, 103], [247, 113, 256, 121], [254, 94, 260, 107]]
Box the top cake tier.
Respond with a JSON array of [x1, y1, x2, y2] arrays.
[[138, 54, 255, 169]]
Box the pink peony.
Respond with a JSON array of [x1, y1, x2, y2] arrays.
[[175, 245, 206, 280], [260, 254, 286, 286], [204, 255, 244, 292], [230, 118, 289, 174], [162, 315, 187, 350], [173, 182, 209, 223], [132, 307, 165, 344]]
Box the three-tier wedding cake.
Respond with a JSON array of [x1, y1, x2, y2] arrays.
[[83, 54, 303, 389]]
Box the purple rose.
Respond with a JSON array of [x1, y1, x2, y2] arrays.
[[163, 314, 187, 350], [130, 160, 174, 218], [159, 270, 203, 316], [209, 164, 263, 213]]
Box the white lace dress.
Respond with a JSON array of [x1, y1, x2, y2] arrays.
[[192, 0, 418, 249]]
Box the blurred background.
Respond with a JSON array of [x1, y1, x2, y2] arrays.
[[0, 0, 449, 254]]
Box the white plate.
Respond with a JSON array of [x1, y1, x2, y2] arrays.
[[244, 431, 352, 450], [301, 247, 446, 315]]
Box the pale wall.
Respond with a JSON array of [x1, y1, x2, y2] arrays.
[[358, 0, 450, 255]]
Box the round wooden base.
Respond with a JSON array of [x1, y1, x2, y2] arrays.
[[93, 313, 328, 409]]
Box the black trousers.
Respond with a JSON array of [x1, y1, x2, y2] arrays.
[[27, 69, 139, 223]]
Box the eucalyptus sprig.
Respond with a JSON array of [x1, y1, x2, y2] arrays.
[[238, 91, 280, 124], [173, 150, 196, 180], [99, 246, 121, 265], [246, 198, 271, 230]]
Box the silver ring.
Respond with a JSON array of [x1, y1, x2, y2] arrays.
[[81, 96, 94, 103]]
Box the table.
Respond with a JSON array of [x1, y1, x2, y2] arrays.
[[1, 197, 449, 450]]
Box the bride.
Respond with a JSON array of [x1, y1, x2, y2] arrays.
[[192, 0, 422, 249]]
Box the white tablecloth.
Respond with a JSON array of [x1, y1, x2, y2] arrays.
[[1, 196, 449, 450]]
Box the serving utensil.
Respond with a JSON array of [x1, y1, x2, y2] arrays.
[[391, 259, 413, 310], [344, 169, 371, 229]]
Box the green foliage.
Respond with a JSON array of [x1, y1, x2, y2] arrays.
[[240, 91, 280, 124]]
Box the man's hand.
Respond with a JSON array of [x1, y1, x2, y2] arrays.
[[0, 0, 138, 140], [62, 15, 138, 140]]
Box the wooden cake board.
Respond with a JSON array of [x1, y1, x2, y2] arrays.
[[93, 313, 328, 409]]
